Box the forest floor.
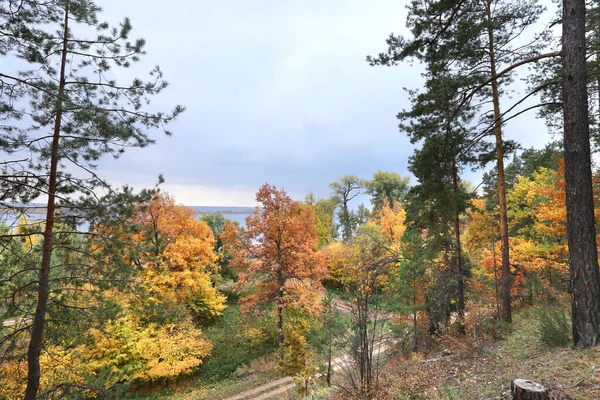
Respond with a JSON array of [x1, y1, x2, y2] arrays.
[[132, 306, 600, 400], [377, 308, 600, 400]]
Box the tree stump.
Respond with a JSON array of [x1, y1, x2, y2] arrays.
[[511, 379, 550, 400]]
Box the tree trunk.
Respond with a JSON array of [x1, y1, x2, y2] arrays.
[[562, 0, 600, 348], [276, 244, 285, 347], [412, 309, 418, 351], [492, 240, 500, 319], [277, 273, 284, 347], [452, 158, 466, 334], [326, 343, 332, 386], [342, 199, 351, 242], [510, 379, 549, 400], [486, 0, 512, 323], [24, 5, 69, 399]]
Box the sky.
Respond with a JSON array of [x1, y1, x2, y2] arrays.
[[89, 0, 557, 206]]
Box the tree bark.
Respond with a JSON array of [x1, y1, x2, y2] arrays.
[[562, 0, 600, 348], [492, 240, 500, 319], [277, 250, 285, 347], [24, 4, 69, 399], [486, 0, 512, 323], [342, 199, 352, 242], [510, 379, 549, 400], [452, 158, 466, 334]]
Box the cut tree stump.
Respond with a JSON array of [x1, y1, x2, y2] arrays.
[[510, 379, 550, 400]]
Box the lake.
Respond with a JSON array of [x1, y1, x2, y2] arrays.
[[0, 205, 255, 230], [190, 206, 255, 228]]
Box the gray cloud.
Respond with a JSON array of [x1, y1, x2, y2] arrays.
[[94, 0, 553, 205]]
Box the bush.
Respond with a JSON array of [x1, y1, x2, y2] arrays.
[[196, 305, 277, 382], [537, 306, 571, 348]]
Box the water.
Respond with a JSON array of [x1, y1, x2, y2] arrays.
[[0, 205, 256, 230], [190, 206, 255, 228]]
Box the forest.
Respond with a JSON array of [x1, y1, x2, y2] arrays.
[[1, 0, 600, 399]]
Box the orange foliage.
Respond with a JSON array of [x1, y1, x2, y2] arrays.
[[222, 184, 327, 321], [130, 193, 225, 318]]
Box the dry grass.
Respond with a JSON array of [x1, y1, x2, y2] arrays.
[[386, 307, 600, 400]]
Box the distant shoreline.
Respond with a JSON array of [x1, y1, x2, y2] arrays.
[[0, 205, 257, 215]]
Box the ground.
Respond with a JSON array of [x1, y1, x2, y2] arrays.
[[132, 306, 600, 400], [383, 308, 600, 400]]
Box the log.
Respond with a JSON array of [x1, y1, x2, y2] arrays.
[[510, 379, 550, 400]]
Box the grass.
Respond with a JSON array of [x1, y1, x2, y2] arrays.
[[129, 370, 282, 400]]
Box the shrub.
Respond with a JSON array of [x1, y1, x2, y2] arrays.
[[537, 306, 571, 348], [197, 305, 277, 382]]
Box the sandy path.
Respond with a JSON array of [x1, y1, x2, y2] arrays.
[[224, 298, 394, 399], [224, 377, 293, 400], [249, 382, 296, 400]]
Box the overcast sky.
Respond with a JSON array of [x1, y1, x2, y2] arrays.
[[93, 0, 557, 206]]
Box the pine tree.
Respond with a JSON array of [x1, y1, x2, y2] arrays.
[[368, 0, 558, 322], [562, 0, 600, 348], [0, 1, 182, 397]]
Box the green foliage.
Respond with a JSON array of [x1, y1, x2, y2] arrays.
[[365, 170, 410, 211], [329, 174, 365, 241], [537, 306, 571, 348], [201, 212, 226, 253], [198, 305, 277, 382], [305, 193, 339, 246], [306, 292, 350, 355]]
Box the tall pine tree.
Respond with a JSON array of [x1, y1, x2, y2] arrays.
[[0, 1, 182, 397], [562, 0, 600, 348], [368, 0, 557, 322]]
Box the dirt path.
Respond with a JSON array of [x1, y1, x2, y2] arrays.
[[224, 377, 293, 400], [224, 343, 393, 399], [1, 317, 31, 327], [249, 382, 296, 400], [224, 298, 394, 399]]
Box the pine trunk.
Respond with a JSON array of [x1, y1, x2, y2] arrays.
[[562, 0, 600, 348], [24, 5, 69, 399], [486, 0, 512, 323], [452, 158, 465, 334]]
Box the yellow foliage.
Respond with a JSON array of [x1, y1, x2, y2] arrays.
[[373, 199, 407, 245], [245, 327, 269, 347], [87, 314, 211, 384], [1, 346, 97, 399], [322, 241, 351, 285], [130, 192, 226, 321]]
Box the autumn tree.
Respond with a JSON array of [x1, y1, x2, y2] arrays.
[[505, 166, 569, 303], [337, 224, 398, 398], [465, 197, 503, 316], [1, 190, 215, 397], [127, 192, 226, 323], [0, 1, 182, 397], [222, 184, 327, 347]]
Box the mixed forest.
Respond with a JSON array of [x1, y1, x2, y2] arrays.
[[2, 0, 600, 399]]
